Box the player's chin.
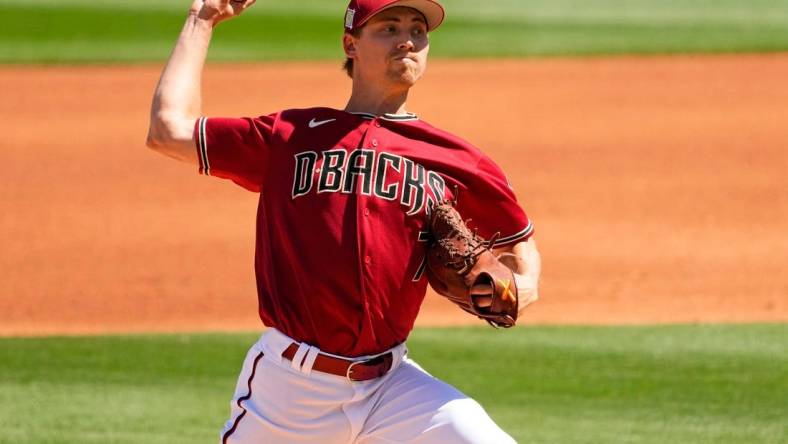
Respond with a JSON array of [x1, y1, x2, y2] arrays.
[[388, 65, 423, 86]]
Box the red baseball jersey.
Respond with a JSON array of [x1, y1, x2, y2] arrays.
[[194, 108, 533, 357]]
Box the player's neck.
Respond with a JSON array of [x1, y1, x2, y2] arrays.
[[344, 82, 411, 116]]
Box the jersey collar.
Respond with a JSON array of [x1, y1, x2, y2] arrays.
[[348, 111, 419, 121]]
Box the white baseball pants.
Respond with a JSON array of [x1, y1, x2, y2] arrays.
[[219, 329, 516, 444]]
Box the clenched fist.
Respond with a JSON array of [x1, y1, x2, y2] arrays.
[[190, 0, 257, 26]]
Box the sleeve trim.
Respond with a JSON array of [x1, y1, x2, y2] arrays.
[[488, 222, 534, 248], [197, 117, 211, 176]]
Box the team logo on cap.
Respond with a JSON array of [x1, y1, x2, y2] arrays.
[[345, 8, 356, 29]]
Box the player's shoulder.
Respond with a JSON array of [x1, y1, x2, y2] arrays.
[[405, 117, 486, 158]]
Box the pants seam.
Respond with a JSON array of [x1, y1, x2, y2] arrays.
[[221, 351, 265, 444]]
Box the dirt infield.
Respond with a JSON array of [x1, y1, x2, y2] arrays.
[[1, 54, 786, 336]]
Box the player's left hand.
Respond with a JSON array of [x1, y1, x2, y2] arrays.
[[472, 273, 538, 314], [190, 0, 257, 27]]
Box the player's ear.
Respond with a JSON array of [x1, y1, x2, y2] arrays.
[[343, 33, 357, 58]]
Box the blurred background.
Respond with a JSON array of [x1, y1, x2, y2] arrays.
[[0, 1, 786, 443], [1, 0, 786, 334]]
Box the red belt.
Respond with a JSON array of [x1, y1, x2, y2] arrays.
[[281, 343, 394, 382]]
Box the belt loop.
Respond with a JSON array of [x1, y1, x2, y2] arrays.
[[290, 342, 310, 372], [301, 346, 320, 376]]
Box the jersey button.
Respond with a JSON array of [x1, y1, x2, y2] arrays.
[[364, 256, 371, 264], [371, 139, 378, 147], [374, 122, 381, 128], [364, 208, 370, 216]]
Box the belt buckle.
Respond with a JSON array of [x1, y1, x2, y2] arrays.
[[345, 353, 389, 382], [345, 359, 365, 381]]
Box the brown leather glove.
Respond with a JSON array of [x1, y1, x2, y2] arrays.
[[425, 197, 519, 328]]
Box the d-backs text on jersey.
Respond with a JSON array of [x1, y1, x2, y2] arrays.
[[292, 149, 446, 216]]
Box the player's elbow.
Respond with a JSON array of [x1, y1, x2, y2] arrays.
[[145, 114, 198, 165], [145, 127, 164, 150], [146, 113, 173, 148], [146, 113, 191, 150]]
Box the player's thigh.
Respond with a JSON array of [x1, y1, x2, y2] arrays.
[[358, 357, 516, 444], [220, 347, 354, 444]]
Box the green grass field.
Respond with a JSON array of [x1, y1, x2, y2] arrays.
[[1, 0, 788, 63], [0, 325, 785, 443]]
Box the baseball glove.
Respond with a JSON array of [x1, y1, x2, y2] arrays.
[[425, 194, 519, 328]]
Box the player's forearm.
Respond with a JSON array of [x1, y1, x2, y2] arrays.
[[513, 239, 541, 284], [496, 239, 541, 311], [515, 239, 541, 311], [495, 240, 540, 279], [157, 13, 212, 119], [147, 12, 213, 154]]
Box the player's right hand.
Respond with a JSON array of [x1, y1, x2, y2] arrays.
[[190, 0, 257, 27]]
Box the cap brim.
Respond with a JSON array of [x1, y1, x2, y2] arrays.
[[362, 0, 445, 32]]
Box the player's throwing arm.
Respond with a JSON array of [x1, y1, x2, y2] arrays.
[[146, 0, 257, 162]]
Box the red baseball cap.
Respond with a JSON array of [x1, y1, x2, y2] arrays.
[[344, 0, 445, 32]]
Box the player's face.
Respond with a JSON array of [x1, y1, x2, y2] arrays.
[[350, 7, 430, 88]]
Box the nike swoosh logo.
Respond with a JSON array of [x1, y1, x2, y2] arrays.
[[308, 118, 336, 128]]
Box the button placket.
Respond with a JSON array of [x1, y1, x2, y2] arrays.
[[359, 122, 377, 274]]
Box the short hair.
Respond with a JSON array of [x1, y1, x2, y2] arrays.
[[342, 26, 363, 78]]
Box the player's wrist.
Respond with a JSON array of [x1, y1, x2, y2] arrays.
[[514, 273, 539, 308], [187, 9, 220, 30]]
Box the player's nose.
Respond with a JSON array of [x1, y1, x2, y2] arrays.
[[397, 38, 415, 52]]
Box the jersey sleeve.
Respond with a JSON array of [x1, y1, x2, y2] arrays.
[[193, 114, 278, 192], [455, 154, 534, 247]]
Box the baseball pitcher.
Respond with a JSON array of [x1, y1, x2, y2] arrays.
[[146, 0, 541, 442]]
